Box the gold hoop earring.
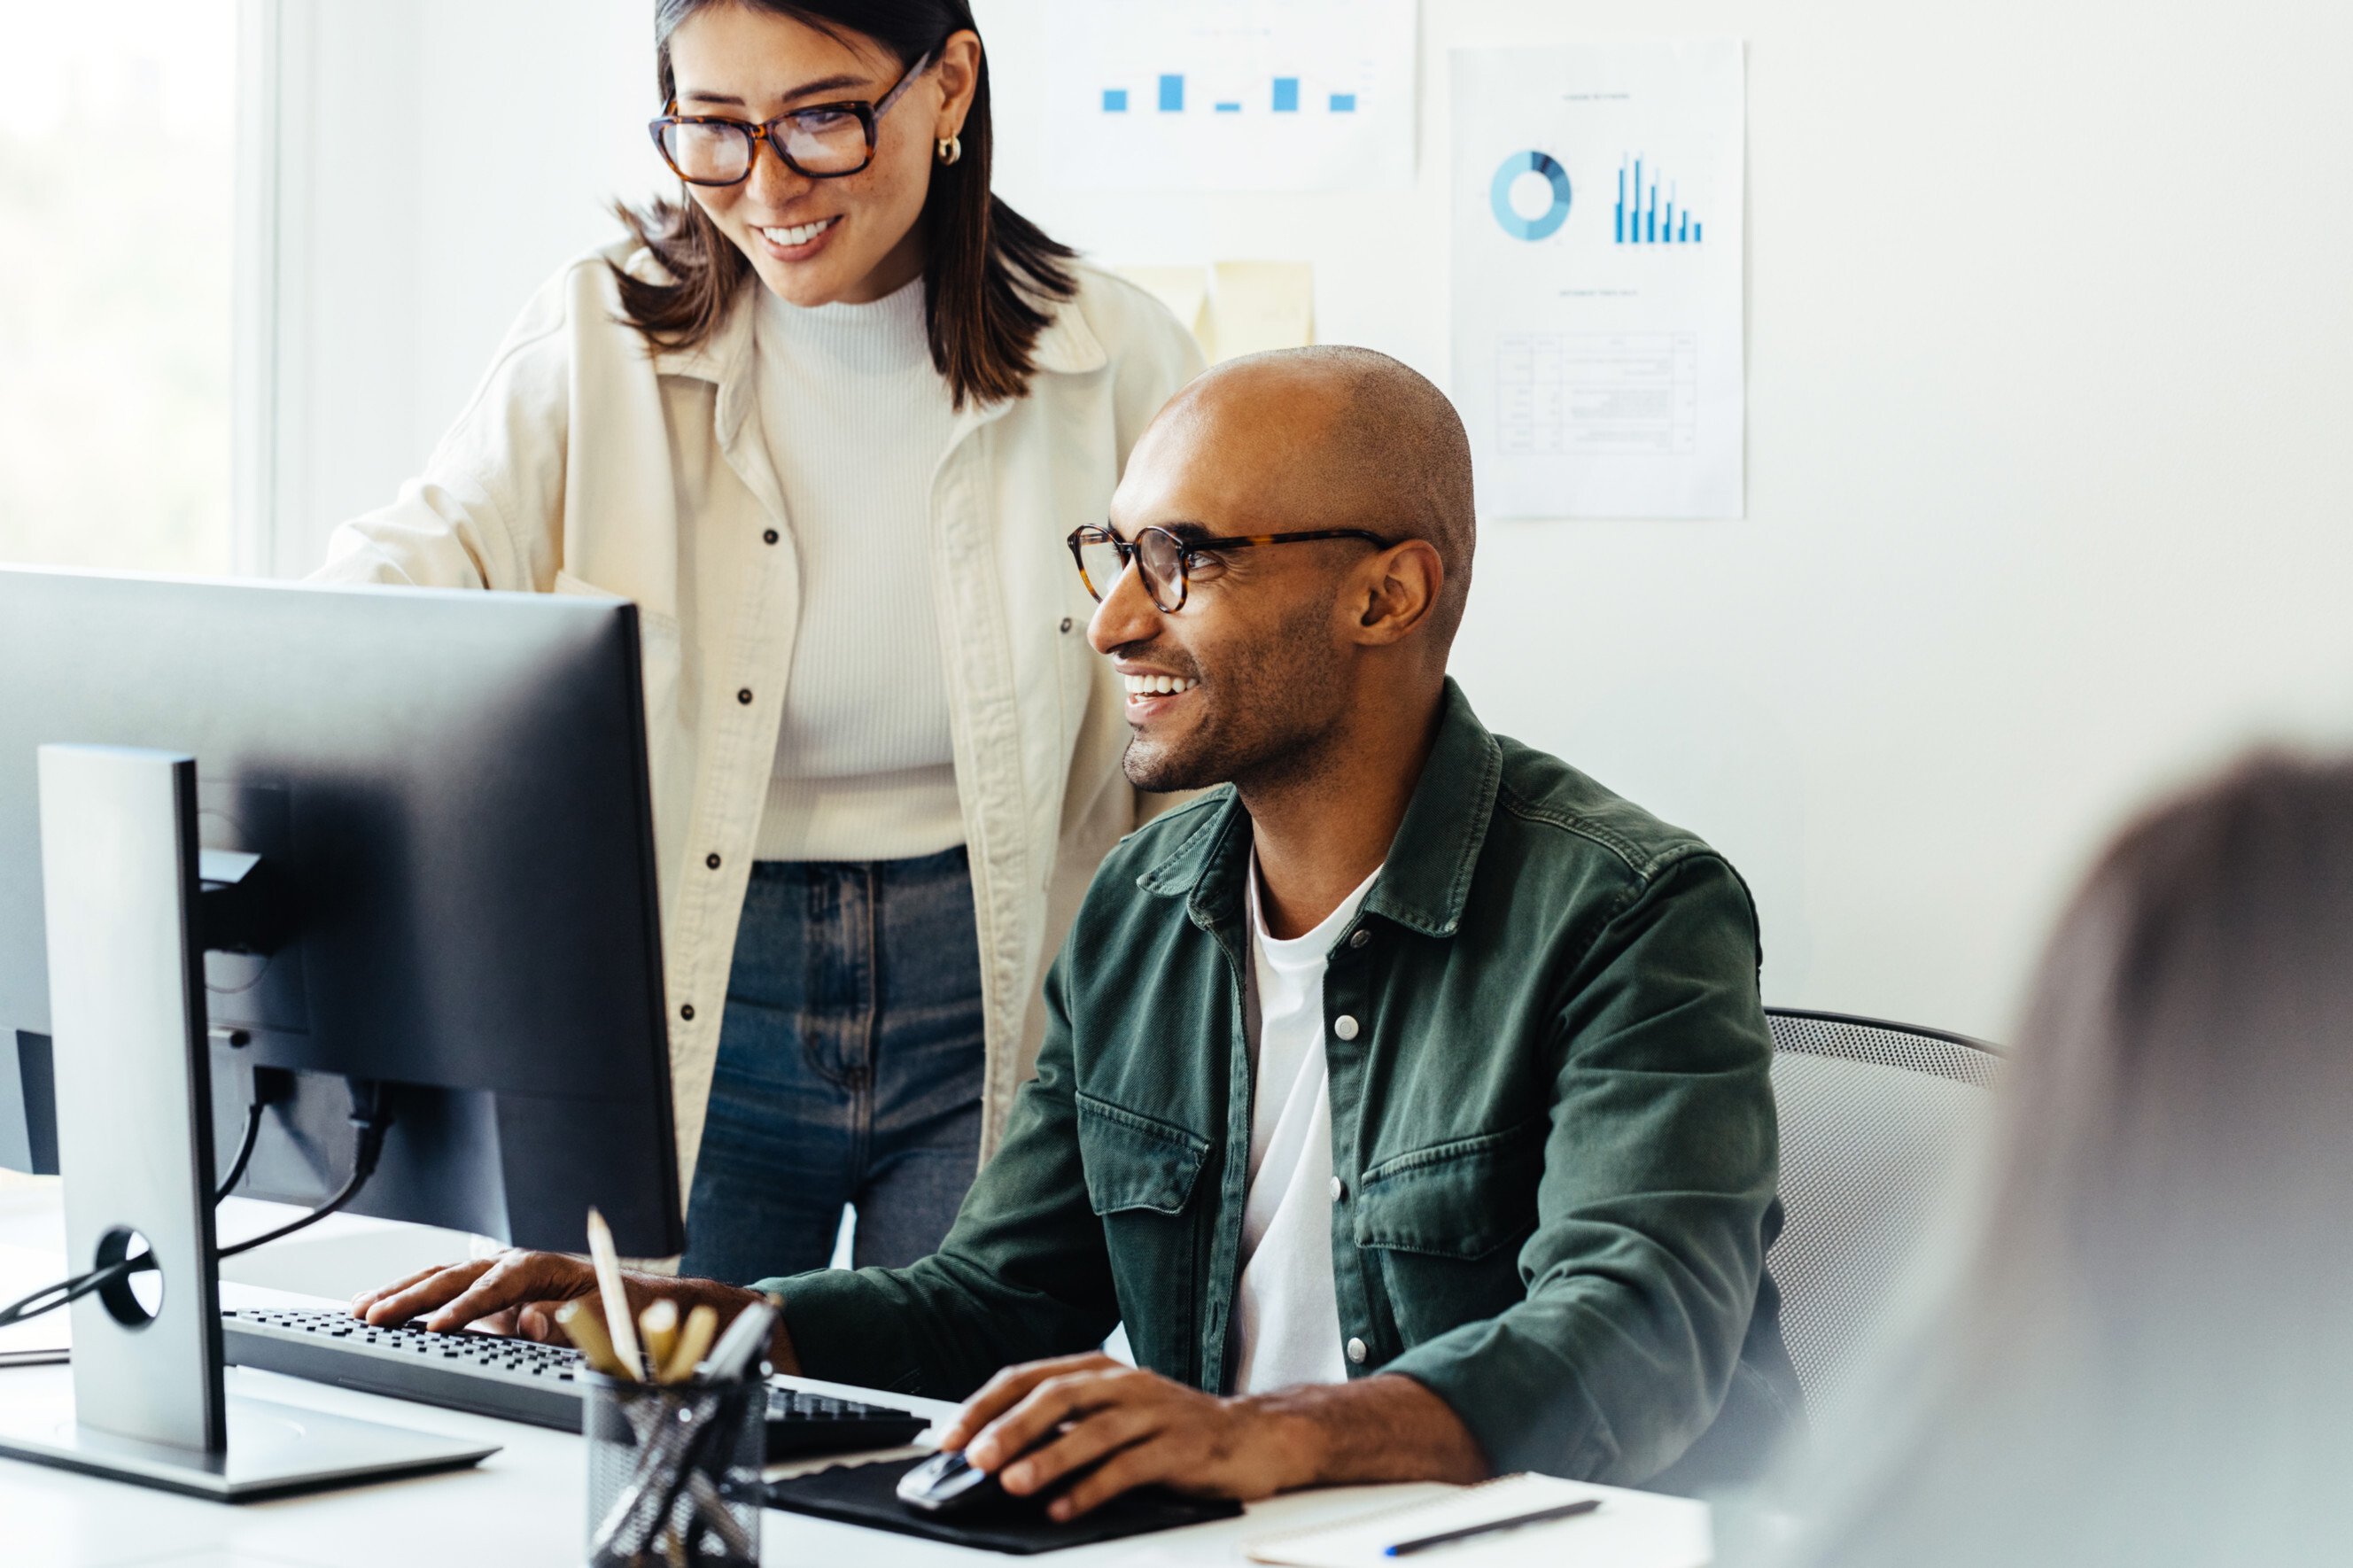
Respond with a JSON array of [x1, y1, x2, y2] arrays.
[[936, 135, 962, 166]]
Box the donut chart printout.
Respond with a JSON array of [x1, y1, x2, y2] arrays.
[[1451, 42, 1746, 519]]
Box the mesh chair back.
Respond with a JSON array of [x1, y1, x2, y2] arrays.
[[1765, 1007, 2003, 1427]]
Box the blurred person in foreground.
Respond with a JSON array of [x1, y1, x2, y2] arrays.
[[1752, 753, 2353, 1567]]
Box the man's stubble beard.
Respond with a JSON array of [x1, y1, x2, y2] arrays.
[[1120, 593, 1350, 796]]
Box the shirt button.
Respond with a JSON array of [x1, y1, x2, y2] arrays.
[[736, 688, 753, 704], [1332, 1014, 1360, 1042], [1347, 1338, 1368, 1365], [1330, 1176, 1345, 1202], [1349, 929, 1370, 949], [679, 1004, 695, 1021], [705, 852, 722, 869], [1060, 617, 1074, 633], [762, 529, 779, 545]]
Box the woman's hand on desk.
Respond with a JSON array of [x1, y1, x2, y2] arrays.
[[349, 1251, 804, 1372]]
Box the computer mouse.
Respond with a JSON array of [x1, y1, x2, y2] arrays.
[[897, 1448, 1008, 1516]]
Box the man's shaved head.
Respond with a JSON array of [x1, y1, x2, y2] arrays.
[[1094, 345, 1477, 798], [1164, 346, 1477, 647]]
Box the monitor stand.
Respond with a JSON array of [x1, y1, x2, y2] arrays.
[[0, 745, 496, 1500]]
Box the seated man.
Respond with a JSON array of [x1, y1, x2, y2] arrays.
[[356, 345, 1801, 1513]]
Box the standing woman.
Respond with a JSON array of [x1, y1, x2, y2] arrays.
[[317, 0, 1202, 1283]]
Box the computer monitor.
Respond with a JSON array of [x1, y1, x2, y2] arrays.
[[0, 564, 685, 1493], [0, 566, 682, 1258]]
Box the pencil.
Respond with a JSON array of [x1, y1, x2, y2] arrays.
[[661, 1304, 719, 1384], [641, 1298, 679, 1371], [555, 1298, 625, 1377], [585, 1206, 642, 1379]]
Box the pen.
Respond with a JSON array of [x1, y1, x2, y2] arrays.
[[1384, 1497, 1601, 1556]]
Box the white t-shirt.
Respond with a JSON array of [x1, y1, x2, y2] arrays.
[[1231, 846, 1381, 1394], [751, 276, 964, 862]]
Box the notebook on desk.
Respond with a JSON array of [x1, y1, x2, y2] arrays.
[[1243, 1473, 1711, 1568]]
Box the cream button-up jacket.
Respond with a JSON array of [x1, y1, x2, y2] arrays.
[[315, 240, 1204, 1195]]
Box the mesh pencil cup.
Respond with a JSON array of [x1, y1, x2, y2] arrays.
[[584, 1370, 764, 1566]]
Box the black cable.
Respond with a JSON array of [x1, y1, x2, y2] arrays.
[[0, 1256, 142, 1331], [2, 1077, 395, 1326], [217, 1079, 392, 1260], [214, 1100, 266, 1202]]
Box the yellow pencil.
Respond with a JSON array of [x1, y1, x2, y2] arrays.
[[640, 1298, 679, 1372], [555, 1298, 625, 1377], [661, 1303, 719, 1384]]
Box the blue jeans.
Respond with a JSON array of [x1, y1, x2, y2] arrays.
[[680, 848, 985, 1285]]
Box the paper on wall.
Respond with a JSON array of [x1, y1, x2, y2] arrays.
[[1045, 0, 1416, 191], [1111, 266, 1211, 348], [1109, 263, 1316, 366], [1450, 43, 1745, 519], [1208, 262, 1315, 362]]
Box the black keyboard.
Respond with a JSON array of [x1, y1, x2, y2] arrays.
[[221, 1307, 931, 1459]]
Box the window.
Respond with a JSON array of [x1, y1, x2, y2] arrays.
[[0, 1, 236, 574]]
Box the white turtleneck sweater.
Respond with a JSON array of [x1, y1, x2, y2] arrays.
[[752, 276, 964, 863]]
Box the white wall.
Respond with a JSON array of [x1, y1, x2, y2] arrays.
[[258, 0, 2353, 1044], [245, 0, 665, 577]]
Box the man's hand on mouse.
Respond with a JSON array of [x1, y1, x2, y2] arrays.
[[349, 1250, 803, 1371], [935, 1351, 1490, 1521]]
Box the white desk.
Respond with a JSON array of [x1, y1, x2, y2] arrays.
[[0, 1179, 1709, 1567]]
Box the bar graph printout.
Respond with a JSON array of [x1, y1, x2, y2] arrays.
[[1045, 0, 1416, 190], [1451, 43, 1745, 518]]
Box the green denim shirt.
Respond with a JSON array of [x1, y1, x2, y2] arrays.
[[765, 680, 1801, 1487]]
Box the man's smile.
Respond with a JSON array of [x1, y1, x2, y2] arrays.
[[1120, 669, 1200, 718]]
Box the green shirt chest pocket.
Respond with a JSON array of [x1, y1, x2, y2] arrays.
[[1354, 1117, 1548, 1348], [1076, 1092, 1212, 1385]]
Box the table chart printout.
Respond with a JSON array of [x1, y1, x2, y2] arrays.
[[1452, 43, 1744, 518], [1044, 0, 1417, 190]]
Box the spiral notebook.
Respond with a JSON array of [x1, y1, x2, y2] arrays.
[[1242, 1473, 1710, 1568]]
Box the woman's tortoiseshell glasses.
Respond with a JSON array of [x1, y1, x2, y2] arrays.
[[648, 49, 935, 184]]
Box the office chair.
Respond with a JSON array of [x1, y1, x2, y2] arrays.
[[1764, 1006, 2004, 1428]]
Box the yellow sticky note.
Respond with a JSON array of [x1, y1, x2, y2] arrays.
[[1208, 262, 1315, 363], [1111, 265, 1212, 361]]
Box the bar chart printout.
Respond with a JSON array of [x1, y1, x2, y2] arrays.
[[1045, 0, 1416, 190], [1617, 159, 1703, 244]]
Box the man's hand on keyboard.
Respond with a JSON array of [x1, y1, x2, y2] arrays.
[[352, 1252, 602, 1339], [350, 1251, 804, 1372]]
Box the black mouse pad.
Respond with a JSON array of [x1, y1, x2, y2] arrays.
[[764, 1455, 1245, 1555]]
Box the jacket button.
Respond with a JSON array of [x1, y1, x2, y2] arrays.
[[1347, 1338, 1368, 1365], [1330, 1176, 1345, 1202], [736, 688, 753, 704], [763, 529, 779, 545], [1060, 617, 1074, 633], [1332, 1014, 1360, 1042], [680, 1004, 695, 1021], [1349, 929, 1370, 950], [706, 852, 722, 869]]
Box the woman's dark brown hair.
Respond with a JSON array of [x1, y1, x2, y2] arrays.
[[612, 0, 1076, 408]]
